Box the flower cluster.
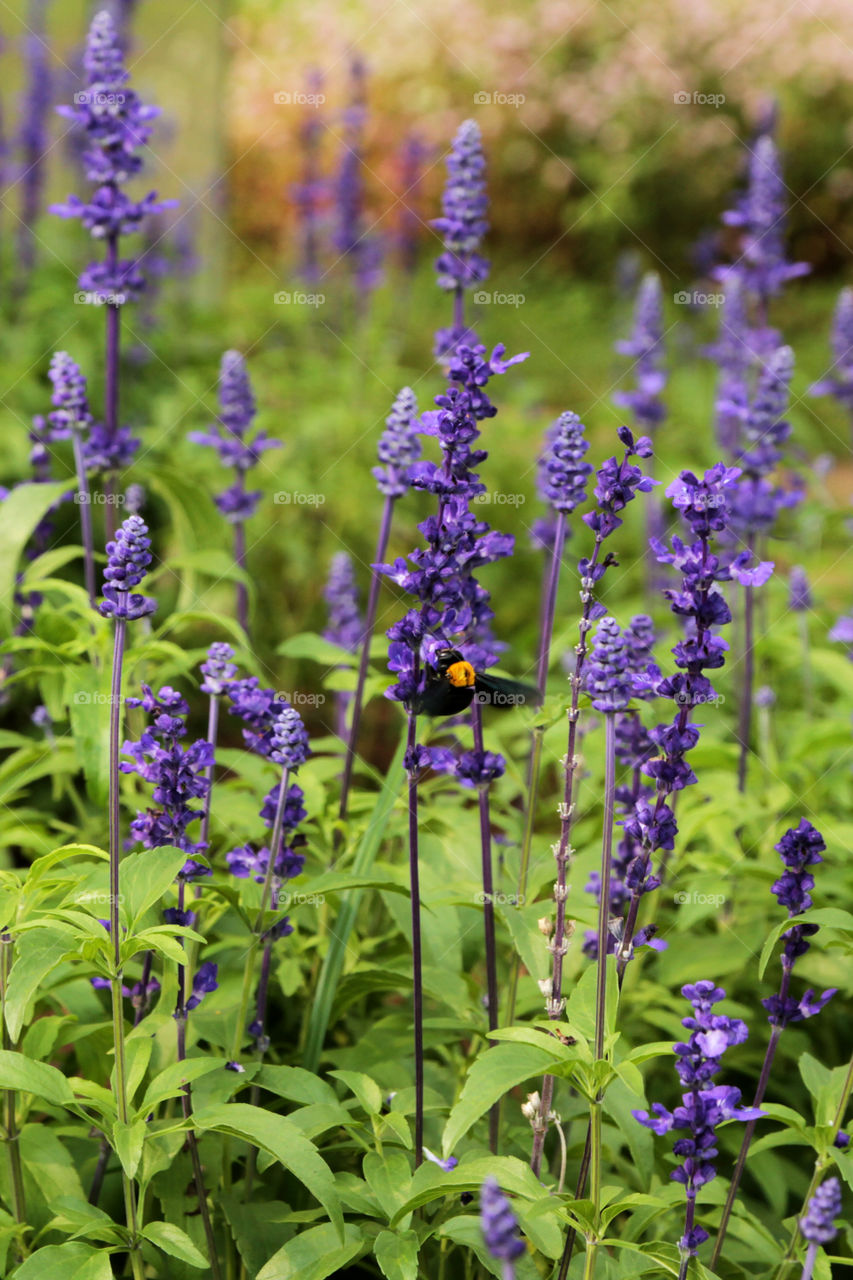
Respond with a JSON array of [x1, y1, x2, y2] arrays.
[[332, 57, 382, 295], [292, 69, 326, 284], [762, 819, 836, 1026], [582, 425, 655, 541], [324, 552, 362, 653], [52, 10, 175, 301], [633, 982, 763, 1255], [189, 350, 280, 524], [800, 1177, 842, 1245], [613, 273, 667, 433], [714, 133, 809, 307], [200, 642, 238, 697], [373, 387, 421, 498], [584, 615, 635, 712], [433, 119, 490, 355], [538, 410, 593, 515], [121, 684, 213, 874], [97, 514, 157, 620]]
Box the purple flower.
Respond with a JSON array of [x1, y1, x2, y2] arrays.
[[227, 842, 306, 884], [373, 387, 421, 498], [480, 1177, 525, 1264], [633, 983, 762, 1255], [185, 962, 218, 1012], [324, 553, 362, 653], [771, 819, 826, 917], [45, 352, 93, 440], [189, 350, 280, 524], [537, 411, 592, 514], [269, 705, 310, 770], [585, 615, 634, 712], [705, 278, 752, 455], [291, 69, 326, 284], [614, 273, 667, 432], [455, 748, 505, 789], [98, 515, 157, 620], [200, 642, 237, 696], [714, 134, 810, 302], [800, 1177, 842, 1245], [788, 566, 812, 612], [422, 1147, 458, 1172], [582, 430, 656, 539], [332, 57, 383, 295], [433, 119, 490, 306]]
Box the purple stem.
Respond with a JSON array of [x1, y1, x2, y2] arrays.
[[72, 430, 96, 607], [536, 512, 567, 698], [104, 233, 120, 540], [405, 708, 424, 1166], [800, 1242, 819, 1280], [677, 1192, 698, 1280], [109, 617, 127, 962], [710, 968, 791, 1266], [199, 694, 220, 853], [594, 714, 617, 1061], [737, 568, 755, 793], [234, 522, 249, 634], [530, 536, 603, 1177], [472, 698, 499, 1154], [338, 493, 395, 831]]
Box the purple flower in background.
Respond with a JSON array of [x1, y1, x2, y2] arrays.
[[800, 1177, 842, 1245], [614, 273, 667, 433], [185, 961, 218, 1012], [633, 982, 762, 1257], [324, 552, 362, 653], [17, 6, 53, 281], [332, 56, 383, 297], [537, 410, 592, 514], [810, 287, 853, 428], [714, 134, 809, 306], [788, 566, 812, 613], [98, 514, 157, 620], [373, 387, 421, 497], [763, 820, 836, 1026], [124, 482, 145, 514], [706, 277, 753, 456], [291, 68, 326, 284], [480, 1177, 525, 1269], [829, 612, 853, 660], [226, 840, 306, 884], [45, 351, 92, 441], [433, 119, 490, 355], [397, 131, 430, 274], [422, 1147, 458, 1172]]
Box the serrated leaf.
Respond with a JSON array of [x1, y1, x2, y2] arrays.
[[194, 1103, 343, 1239], [142, 1220, 209, 1267], [0, 1049, 74, 1105], [442, 1042, 557, 1158], [374, 1227, 419, 1280], [257, 1223, 363, 1280]]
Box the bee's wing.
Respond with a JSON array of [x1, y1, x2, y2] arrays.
[[474, 673, 541, 709]]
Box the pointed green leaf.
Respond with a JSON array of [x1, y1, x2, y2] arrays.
[[374, 1227, 419, 1280], [442, 1043, 557, 1158], [4, 928, 77, 1041], [0, 1049, 74, 1106], [121, 846, 187, 925], [257, 1223, 363, 1280], [0, 482, 72, 639], [142, 1221, 209, 1268], [112, 1118, 147, 1179]]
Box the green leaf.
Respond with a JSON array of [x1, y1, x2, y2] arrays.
[[0, 1049, 74, 1105], [277, 632, 358, 666], [303, 730, 405, 1073], [363, 1151, 413, 1224], [141, 1056, 230, 1111], [0, 482, 72, 639], [66, 665, 113, 809], [257, 1223, 363, 1280], [253, 1064, 340, 1108], [759, 908, 853, 978], [142, 1221, 209, 1268], [442, 1042, 557, 1158], [194, 1103, 343, 1239], [4, 928, 77, 1041], [121, 846, 187, 925], [390, 1156, 548, 1224], [20, 1124, 86, 1204], [112, 1118, 147, 1179], [329, 1069, 383, 1116], [374, 1227, 419, 1280], [11, 1244, 106, 1280]]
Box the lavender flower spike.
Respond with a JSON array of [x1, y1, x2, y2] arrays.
[[586, 615, 634, 712], [98, 514, 156, 620], [614, 272, 667, 433], [433, 119, 489, 353], [480, 1177, 525, 1277], [810, 286, 853, 437], [46, 352, 97, 605], [373, 387, 421, 498], [800, 1177, 842, 1280]]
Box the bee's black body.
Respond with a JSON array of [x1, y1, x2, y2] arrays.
[[414, 647, 538, 717]]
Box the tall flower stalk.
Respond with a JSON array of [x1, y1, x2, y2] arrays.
[[480, 1177, 525, 1279], [530, 427, 654, 1178], [338, 387, 420, 830], [1, 933, 27, 1265], [53, 10, 174, 526], [799, 1180, 843, 1280], [98, 514, 156, 1280], [44, 352, 97, 605], [710, 820, 835, 1265], [189, 350, 280, 633], [198, 642, 238, 850], [633, 982, 763, 1280], [432, 119, 489, 357], [292, 69, 326, 285], [810, 286, 853, 444], [324, 551, 363, 740], [16, 2, 52, 290], [507, 411, 591, 1025]]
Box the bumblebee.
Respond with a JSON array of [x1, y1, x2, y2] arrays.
[[414, 647, 539, 717]]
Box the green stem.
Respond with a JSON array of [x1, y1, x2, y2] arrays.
[[504, 726, 544, 1026], [1, 934, 27, 1262], [583, 1099, 603, 1280]]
